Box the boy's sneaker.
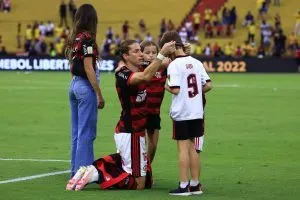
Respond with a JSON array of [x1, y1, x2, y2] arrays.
[[75, 165, 96, 191], [169, 183, 191, 196], [66, 166, 87, 191], [189, 183, 203, 195]]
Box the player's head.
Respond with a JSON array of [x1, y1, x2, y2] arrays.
[[140, 41, 159, 62], [120, 40, 143, 66], [73, 4, 98, 37], [159, 31, 183, 55], [65, 4, 98, 62]]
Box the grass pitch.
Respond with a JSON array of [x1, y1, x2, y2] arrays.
[[0, 72, 299, 200]]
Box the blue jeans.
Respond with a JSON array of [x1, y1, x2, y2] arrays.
[[69, 76, 98, 176]]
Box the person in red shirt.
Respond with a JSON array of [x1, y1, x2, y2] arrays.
[[115, 41, 170, 164], [140, 41, 168, 164], [205, 23, 214, 38], [235, 45, 244, 57]]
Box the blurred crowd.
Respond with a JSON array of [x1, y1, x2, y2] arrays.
[[0, 0, 299, 59], [0, 0, 11, 13], [0, 0, 75, 57], [99, 0, 300, 58]]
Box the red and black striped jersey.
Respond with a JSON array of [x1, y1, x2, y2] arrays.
[[115, 66, 147, 136], [146, 69, 167, 115], [71, 32, 99, 79]]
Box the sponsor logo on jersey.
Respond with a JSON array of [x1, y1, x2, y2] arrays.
[[155, 72, 162, 79], [118, 72, 128, 80]]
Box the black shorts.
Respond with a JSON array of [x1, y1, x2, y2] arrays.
[[146, 114, 161, 131], [172, 119, 203, 140]]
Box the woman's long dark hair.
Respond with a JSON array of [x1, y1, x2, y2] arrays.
[[65, 4, 98, 62]]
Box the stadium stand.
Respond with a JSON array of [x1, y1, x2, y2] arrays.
[[0, 0, 299, 57], [0, 0, 194, 53], [178, 0, 300, 57]]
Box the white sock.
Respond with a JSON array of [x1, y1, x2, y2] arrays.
[[190, 180, 199, 186], [180, 181, 189, 188], [73, 166, 86, 180], [89, 165, 99, 183]]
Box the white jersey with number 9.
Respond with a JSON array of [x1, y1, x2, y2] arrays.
[[167, 56, 210, 121]]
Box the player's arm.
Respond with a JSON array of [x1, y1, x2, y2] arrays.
[[115, 60, 125, 72], [165, 62, 180, 95], [203, 80, 212, 93], [165, 84, 180, 95], [84, 57, 105, 108], [201, 64, 213, 93], [128, 41, 175, 85], [82, 38, 104, 109]]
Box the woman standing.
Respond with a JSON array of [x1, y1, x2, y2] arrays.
[[65, 4, 105, 177]]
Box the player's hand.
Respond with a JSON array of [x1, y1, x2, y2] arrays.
[[115, 60, 125, 72], [135, 177, 146, 190], [183, 42, 191, 55], [97, 94, 105, 109], [161, 57, 172, 68], [160, 41, 176, 56]]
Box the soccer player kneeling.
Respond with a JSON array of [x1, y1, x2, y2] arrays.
[[66, 40, 176, 191], [66, 153, 153, 191]]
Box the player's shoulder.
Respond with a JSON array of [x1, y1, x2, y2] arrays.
[[171, 55, 191, 64], [169, 56, 201, 69], [193, 56, 205, 64], [115, 66, 132, 79], [187, 57, 208, 74], [75, 32, 94, 43], [76, 31, 92, 39], [186, 55, 200, 62], [184, 56, 203, 67]]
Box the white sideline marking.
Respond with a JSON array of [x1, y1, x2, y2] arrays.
[[215, 84, 240, 88], [0, 170, 70, 184], [0, 158, 70, 162], [215, 84, 300, 91]]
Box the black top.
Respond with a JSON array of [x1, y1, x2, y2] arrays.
[[71, 32, 99, 79]]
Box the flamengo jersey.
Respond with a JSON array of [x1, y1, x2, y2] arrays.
[[146, 68, 167, 115], [167, 55, 210, 121], [115, 66, 147, 136], [141, 61, 167, 115], [71, 32, 99, 79]]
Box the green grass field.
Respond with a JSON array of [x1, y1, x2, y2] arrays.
[[0, 72, 300, 200]]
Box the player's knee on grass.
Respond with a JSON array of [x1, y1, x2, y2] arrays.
[[135, 176, 146, 190], [115, 176, 137, 190]]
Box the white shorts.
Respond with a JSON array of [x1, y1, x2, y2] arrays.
[[194, 135, 204, 152], [114, 133, 147, 177]]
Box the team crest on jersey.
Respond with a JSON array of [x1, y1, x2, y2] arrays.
[[136, 90, 147, 103], [186, 64, 193, 69], [155, 72, 162, 79]]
